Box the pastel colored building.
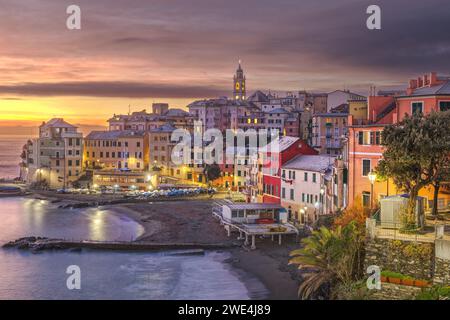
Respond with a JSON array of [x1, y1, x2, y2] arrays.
[[260, 136, 318, 204], [281, 155, 336, 224], [22, 119, 84, 189], [84, 131, 149, 171], [327, 90, 366, 112], [347, 72, 450, 210], [311, 113, 348, 155]]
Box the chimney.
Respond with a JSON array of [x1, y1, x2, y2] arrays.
[[418, 76, 423, 87], [409, 79, 418, 89], [430, 72, 438, 86], [424, 74, 429, 86]]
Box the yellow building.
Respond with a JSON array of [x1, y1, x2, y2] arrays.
[[24, 118, 83, 189], [84, 130, 149, 171], [348, 99, 368, 120]]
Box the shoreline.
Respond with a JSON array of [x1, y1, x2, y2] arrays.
[[2, 195, 301, 300], [111, 202, 300, 300]]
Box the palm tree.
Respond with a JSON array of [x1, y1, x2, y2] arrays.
[[289, 222, 364, 299]]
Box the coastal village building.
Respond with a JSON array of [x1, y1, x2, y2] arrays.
[[22, 118, 83, 189], [188, 97, 257, 133], [108, 104, 193, 132], [259, 136, 318, 204], [84, 130, 150, 190], [311, 113, 348, 155], [280, 155, 335, 224], [84, 131, 149, 171], [327, 90, 366, 112], [348, 99, 368, 120], [347, 72, 450, 210]]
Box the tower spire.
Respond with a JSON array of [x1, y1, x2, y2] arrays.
[[233, 60, 246, 101]]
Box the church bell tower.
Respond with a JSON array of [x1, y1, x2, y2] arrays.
[[233, 60, 246, 101]]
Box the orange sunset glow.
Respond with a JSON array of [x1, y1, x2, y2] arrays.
[[1, 0, 449, 132]]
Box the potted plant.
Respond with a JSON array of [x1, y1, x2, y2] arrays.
[[414, 279, 429, 288]]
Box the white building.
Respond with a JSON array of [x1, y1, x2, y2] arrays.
[[327, 90, 366, 112], [280, 155, 336, 225], [22, 118, 83, 189]]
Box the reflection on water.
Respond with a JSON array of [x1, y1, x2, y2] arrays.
[[0, 197, 268, 300], [0, 198, 144, 242]]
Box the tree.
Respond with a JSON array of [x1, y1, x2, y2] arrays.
[[376, 113, 432, 227], [334, 196, 370, 228], [203, 163, 221, 185], [421, 111, 450, 216], [289, 222, 365, 299], [377, 111, 450, 223]]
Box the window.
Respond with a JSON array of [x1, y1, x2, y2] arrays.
[[358, 132, 371, 145], [439, 101, 450, 112], [411, 102, 423, 114], [312, 173, 317, 183], [362, 192, 371, 207], [281, 187, 286, 199], [304, 172, 308, 182], [302, 193, 305, 202], [290, 189, 294, 201], [137, 142, 141, 147], [375, 131, 381, 145], [362, 159, 371, 176]]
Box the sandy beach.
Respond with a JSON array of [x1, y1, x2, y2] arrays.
[[115, 200, 301, 300], [25, 191, 302, 300]]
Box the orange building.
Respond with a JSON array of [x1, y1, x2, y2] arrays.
[[347, 72, 450, 210]]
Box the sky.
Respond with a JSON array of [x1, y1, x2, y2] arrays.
[[0, 0, 449, 129]]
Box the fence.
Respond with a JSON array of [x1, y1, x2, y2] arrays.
[[367, 218, 450, 243]]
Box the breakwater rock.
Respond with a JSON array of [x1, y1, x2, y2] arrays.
[[2, 237, 239, 253]]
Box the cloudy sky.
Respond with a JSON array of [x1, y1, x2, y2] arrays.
[[0, 0, 449, 127]]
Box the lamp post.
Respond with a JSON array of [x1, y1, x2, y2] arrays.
[[304, 205, 308, 224], [320, 187, 325, 215], [300, 209, 305, 225], [368, 171, 377, 210]]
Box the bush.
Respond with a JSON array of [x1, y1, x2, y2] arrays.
[[415, 285, 450, 300]]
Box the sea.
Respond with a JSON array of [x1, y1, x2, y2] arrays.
[[0, 135, 268, 300], [0, 135, 28, 180]]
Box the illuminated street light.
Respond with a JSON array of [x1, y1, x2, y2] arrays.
[[368, 171, 377, 209]]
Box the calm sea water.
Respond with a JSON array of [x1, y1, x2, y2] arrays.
[[0, 198, 268, 300], [0, 135, 28, 179]]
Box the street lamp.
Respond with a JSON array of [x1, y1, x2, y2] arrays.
[[300, 209, 305, 225], [320, 188, 325, 215], [304, 205, 308, 224], [368, 171, 377, 209]]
